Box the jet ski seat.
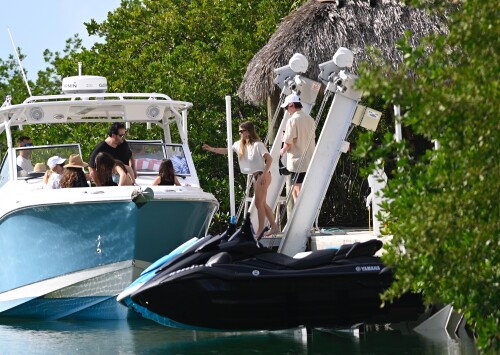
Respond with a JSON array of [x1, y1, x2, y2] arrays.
[[332, 239, 383, 261], [241, 239, 383, 270], [248, 248, 340, 270]]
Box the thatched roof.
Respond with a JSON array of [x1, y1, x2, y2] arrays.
[[238, 0, 449, 105]]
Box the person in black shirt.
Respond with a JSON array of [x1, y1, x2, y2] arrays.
[[88, 122, 136, 181], [60, 154, 89, 188], [152, 159, 181, 186]]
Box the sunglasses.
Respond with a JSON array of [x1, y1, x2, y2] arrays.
[[118, 133, 126, 138], [25, 143, 33, 147], [238, 129, 247, 134]]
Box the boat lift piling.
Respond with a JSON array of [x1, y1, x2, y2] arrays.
[[225, 95, 236, 219]]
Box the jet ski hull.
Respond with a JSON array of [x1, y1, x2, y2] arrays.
[[131, 257, 423, 331]]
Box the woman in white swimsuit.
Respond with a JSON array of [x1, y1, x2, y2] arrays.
[[203, 121, 279, 237]]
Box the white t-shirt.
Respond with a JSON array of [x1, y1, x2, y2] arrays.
[[45, 172, 62, 189], [16, 155, 33, 175], [232, 140, 268, 175], [283, 110, 316, 172]]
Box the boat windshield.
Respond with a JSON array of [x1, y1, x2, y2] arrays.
[[14, 144, 83, 180], [129, 141, 190, 177]]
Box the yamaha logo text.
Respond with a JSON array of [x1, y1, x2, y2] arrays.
[[355, 265, 381, 272]]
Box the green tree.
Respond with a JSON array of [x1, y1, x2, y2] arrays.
[[356, 0, 499, 350]]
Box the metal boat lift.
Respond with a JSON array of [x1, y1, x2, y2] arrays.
[[245, 48, 381, 257]]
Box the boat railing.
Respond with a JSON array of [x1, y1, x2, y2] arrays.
[[23, 92, 180, 104]]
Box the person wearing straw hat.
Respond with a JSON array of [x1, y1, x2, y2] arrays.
[[43, 156, 66, 189], [33, 163, 47, 173], [279, 94, 316, 202], [60, 154, 89, 188]]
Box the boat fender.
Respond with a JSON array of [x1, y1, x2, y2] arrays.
[[131, 187, 154, 206]]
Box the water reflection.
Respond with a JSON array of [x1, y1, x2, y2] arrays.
[[0, 319, 477, 354]]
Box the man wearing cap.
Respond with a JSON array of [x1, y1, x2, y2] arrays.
[[44, 156, 66, 189], [88, 122, 136, 180], [279, 94, 316, 201]]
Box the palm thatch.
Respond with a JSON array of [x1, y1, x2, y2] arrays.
[[238, 0, 449, 105]]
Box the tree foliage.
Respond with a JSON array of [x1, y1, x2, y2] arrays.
[[355, 0, 499, 350]]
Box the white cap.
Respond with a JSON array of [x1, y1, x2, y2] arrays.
[[47, 156, 66, 169], [280, 94, 301, 108]]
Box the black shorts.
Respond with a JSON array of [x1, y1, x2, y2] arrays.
[[291, 172, 306, 184]]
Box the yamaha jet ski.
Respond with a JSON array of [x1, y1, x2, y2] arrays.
[[124, 216, 423, 331]]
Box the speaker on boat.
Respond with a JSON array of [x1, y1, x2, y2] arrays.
[[146, 105, 161, 119], [29, 107, 44, 121]]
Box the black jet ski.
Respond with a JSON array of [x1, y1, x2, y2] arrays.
[[127, 216, 423, 331]]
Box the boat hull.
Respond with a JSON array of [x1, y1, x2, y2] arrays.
[[0, 199, 217, 320]]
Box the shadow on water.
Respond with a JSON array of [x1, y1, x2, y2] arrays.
[[0, 319, 478, 354]]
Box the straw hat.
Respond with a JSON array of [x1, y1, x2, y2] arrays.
[[64, 154, 88, 168], [33, 163, 47, 173]]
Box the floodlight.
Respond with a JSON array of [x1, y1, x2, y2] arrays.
[[274, 53, 310, 89], [274, 65, 297, 89], [318, 59, 341, 85]]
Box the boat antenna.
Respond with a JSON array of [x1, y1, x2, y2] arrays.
[[7, 28, 33, 97]]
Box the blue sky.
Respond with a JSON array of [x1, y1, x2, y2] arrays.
[[0, 0, 121, 80]]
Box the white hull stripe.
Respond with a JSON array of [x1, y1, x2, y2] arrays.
[[0, 260, 149, 311]]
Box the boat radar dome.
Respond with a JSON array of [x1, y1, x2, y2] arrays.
[[62, 75, 108, 94]]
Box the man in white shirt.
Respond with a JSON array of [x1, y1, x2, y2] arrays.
[[16, 136, 34, 176], [279, 94, 316, 201]]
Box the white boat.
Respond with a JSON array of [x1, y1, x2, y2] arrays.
[[0, 75, 218, 320]]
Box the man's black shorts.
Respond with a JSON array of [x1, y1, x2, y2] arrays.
[[291, 172, 306, 184]]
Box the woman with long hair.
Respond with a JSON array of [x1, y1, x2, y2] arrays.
[[93, 152, 134, 187], [60, 154, 89, 188], [153, 159, 181, 186], [202, 121, 279, 237]]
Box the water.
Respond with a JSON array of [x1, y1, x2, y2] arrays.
[[0, 319, 478, 355]]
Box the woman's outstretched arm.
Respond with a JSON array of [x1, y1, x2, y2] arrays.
[[202, 143, 229, 155]]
